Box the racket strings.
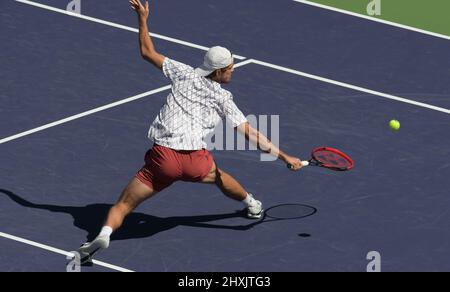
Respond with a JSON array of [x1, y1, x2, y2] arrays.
[[312, 148, 354, 170]]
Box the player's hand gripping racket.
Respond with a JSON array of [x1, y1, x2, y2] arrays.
[[288, 147, 354, 171]]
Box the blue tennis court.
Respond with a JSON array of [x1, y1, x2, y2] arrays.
[[1, 0, 449, 272]]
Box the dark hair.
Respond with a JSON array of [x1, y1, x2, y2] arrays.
[[206, 63, 233, 79], [206, 70, 218, 79]]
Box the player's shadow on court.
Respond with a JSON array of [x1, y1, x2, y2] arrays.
[[0, 189, 276, 242]]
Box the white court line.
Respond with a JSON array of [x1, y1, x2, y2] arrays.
[[0, 231, 134, 272], [233, 58, 254, 68], [14, 0, 246, 60], [0, 85, 171, 145], [293, 0, 450, 42], [250, 59, 450, 115]]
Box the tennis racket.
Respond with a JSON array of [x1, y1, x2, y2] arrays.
[[288, 146, 354, 171]]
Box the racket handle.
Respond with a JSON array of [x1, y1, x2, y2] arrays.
[[287, 161, 309, 169]]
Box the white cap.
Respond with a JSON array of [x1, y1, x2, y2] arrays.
[[195, 46, 233, 77]]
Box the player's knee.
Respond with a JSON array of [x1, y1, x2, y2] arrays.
[[215, 168, 224, 179], [114, 200, 135, 215], [214, 168, 226, 185]]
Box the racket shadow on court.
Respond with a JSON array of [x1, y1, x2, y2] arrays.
[[0, 189, 317, 242]]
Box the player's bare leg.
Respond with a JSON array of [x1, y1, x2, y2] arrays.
[[201, 162, 263, 218], [105, 178, 157, 230], [78, 178, 157, 263], [201, 161, 246, 200]]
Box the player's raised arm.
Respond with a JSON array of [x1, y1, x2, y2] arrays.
[[237, 122, 303, 171], [129, 0, 165, 69]]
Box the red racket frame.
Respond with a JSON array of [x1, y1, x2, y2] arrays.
[[310, 147, 354, 171]]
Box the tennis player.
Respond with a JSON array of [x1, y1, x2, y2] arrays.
[[77, 0, 303, 264]]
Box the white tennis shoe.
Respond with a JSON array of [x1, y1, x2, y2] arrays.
[[246, 194, 263, 219], [78, 235, 110, 264]]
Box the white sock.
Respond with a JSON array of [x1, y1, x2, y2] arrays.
[[242, 193, 257, 207], [98, 226, 113, 238]]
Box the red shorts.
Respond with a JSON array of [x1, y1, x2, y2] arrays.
[[135, 144, 214, 192]]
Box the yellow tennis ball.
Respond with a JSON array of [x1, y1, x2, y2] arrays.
[[389, 119, 400, 131]]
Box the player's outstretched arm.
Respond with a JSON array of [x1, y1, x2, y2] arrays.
[[129, 0, 165, 69], [237, 122, 303, 171]]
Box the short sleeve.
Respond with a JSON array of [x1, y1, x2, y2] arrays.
[[162, 58, 194, 82], [217, 91, 248, 128]]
